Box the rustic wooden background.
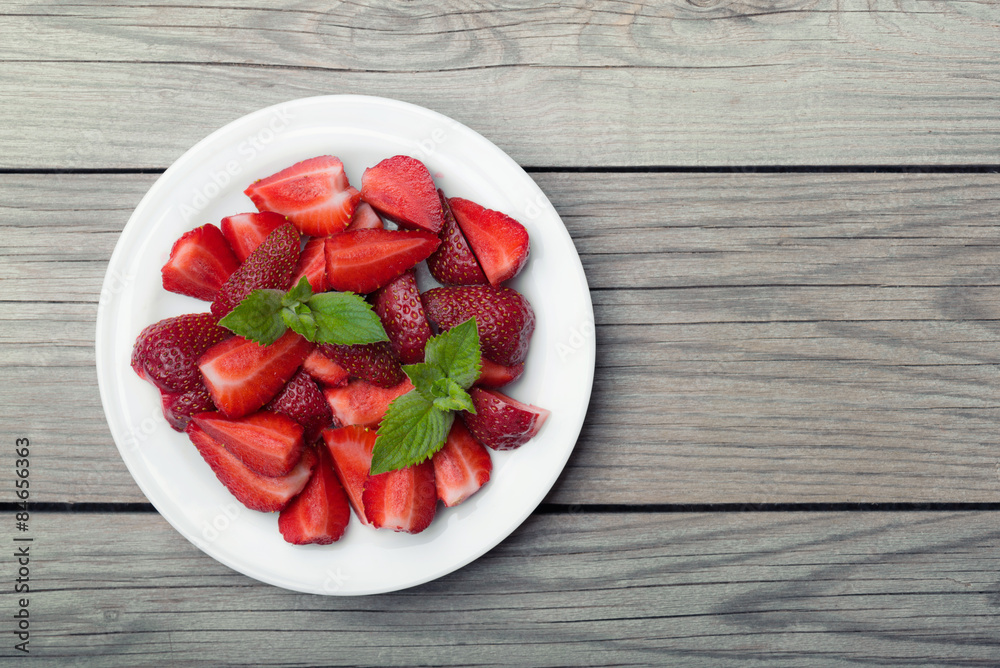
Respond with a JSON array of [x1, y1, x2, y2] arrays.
[[2, 1, 1000, 665]]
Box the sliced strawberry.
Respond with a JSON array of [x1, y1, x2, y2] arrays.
[[432, 420, 492, 507], [422, 285, 535, 366], [244, 155, 361, 236], [278, 445, 351, 545], [198, 330, 313, 419], [475, 357, 524, 389], [131, 313, 231, 393], [290, 236, 327, 293], [324, 378, 413, 428], [461, 388, 550, 451], [371, 269, 432, 364], [160, 383, 215, 432], [324, 229, 440, 294], [346, 202, 384, 231], [220, 211, 287, 263], [322, 425, 376, 524], [360, 155, 443, 234], [448, 197, 530, 286], [363, 460, 437, 534], [301, 349, 350, 387], [211, 223, 301, 318], [264, 369, 335, 443], [192, 410, 304, 477], [186, 422, 315, 512], [161, 224, 240, 301], [318, 342, 404, 388], [426, 192, 488, 286]]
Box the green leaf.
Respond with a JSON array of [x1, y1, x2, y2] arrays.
[[306, 292, 389, 345], [431, 378, 475, 413], [282, 276, 314, 307], [282, 303, 317, 341], [402, 362, 446, 400], [217, 289, 286, 345], [424, 317, 481, 390], [370, 391, 454, 475]]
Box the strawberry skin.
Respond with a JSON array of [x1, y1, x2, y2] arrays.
[[220, 211, 287, 263], [131, 312, 231, 393], [475, 357, 525, 389], [372, 269, 432, 364], [161, 224, 240, 301], [363, 460, 437, 534], [461, 388, 550, 451], [318, 342, 404, 388], [211, 222, 301, 318], [290, 236, 328, 293], [301, 349, 350, 387], [278, 444, 351, 545], [324, 378, 413, 428], [264, 369, 335, 444], [346, 202, 383, 231], [360, 155, 443, 234], [426, 192, 488, 286], [245, 155, 361, 236], [421, 285, 536, 366], [198, 329, 313, 419], [192, 410, 305, 477], [322, 425, 377, 525], [186, 422, 316, 512], [160, 383, 215, 432], [448, 197, 530, 286], [324, 228, 440, 294], [432, 420, 492, 507]]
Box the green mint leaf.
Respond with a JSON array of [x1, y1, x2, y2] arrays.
[[282, 303, 318, 341], [370, 391, 454, 475], [402, 362, 446, 399], [282, 276, 314, 307], [431, 378, 475, 413], [217, 289, 286, 345], [306, 292, 389, 345], [424, 317, 481, 390]]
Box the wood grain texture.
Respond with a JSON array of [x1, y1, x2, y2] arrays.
[[1, 0, 999, 167]]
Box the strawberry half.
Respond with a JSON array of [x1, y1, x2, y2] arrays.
[[475, 357, 525, 389], [363, 460, 437, 534], [461, 388, 550, 451], [432, 420, 492, 507], [422, 285, 536, 366], [448, 197, 530, 286], [360, 155, 443, 234], [186, 422, 316, 512], [264, 369, 335, 443], [278, 445, 351, 545], [301, 349, 350, 387], [426, 192, 488, 286], [290, 236, 327, 293], [131, 312, 231, 393], [220, 212, 287, 263], [318, 342, 404, 388], [322, 425, 376, 524], [324, 378, 413, 428], [346, 202, 384, 231], [192, 410, 305, 477], [324, 228, 440, 294], [161, 224, 240, 301], [244, 155, 361, 236], [211, 222, 301, 318], [198, 329, 313, 419], [372, 269, 432, 364], [160, 383, 215, 432]]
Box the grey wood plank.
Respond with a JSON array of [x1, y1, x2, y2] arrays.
[[2, 0, 1000, 167], [4, 510, 999, 666]]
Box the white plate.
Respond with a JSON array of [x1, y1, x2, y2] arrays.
[[96, 95, 595, 595]]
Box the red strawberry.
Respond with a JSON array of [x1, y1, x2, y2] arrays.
[[426, 192, 488, 286], [244, 155, 361, 236], [278, 445, 351, 545], [360, 155, 443, 234], [421, 285, 535, 366], [290, 236, 327, 293], [161, 224, 240, 301], [160, 383, 215, 432], [264, 369, 335, 443], [324, 378, 413, 428], [448, 197, 530, 286], [363, 460, 437, 534], [461, 388, 550, 451], [220, 211, 287, 262], [432, 420, 492, 507], [371, 269, 432, 364], [192, 411, 305, 477], [318, 342, 404, 388], [198, 330, 313, 419], [475, 357, 524, 389], [301, 349, 349, 387], [322, 425, 376, 524], [131, 313, 231, 393], [346, 202, 383, 231], [211, 223, 301, 318], [324, 229, 440, 294], [187, 422, 315, 512]]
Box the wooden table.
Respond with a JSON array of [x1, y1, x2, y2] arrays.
[[3, 2, 1000, 665]]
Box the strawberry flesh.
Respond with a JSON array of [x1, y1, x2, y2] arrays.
[[432, 420, 492, 507], [131, 312, 231, 393], [220, 211, 287, 263], [426, 192, 488, 286], [448, 197, 530, 286], [160, 383, 215, 432], [161, 224, 240, 302], [211, 222, 301, 318], [192, 410, 305, 477], [422, 285, 535, 366], [363, 460, 437, 534], [360, 155, 443, 233], [290, 236, 328, 293], [475, 357, 525, 389], [324, 378, 413, 428], [324, 228, 440, 294], [322, 425, 376, 524], [264, 369, 335, 443], [318, 341, 404, 388], [301, 349, 350, 387], [372, 269, 432, 364], [346, 202, 384, 231], [278, 445, 351, 545], [461, 388, 550, 451]]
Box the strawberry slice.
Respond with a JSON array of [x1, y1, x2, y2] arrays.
[[422, 285, 535, 366], [244, 155, 361, 236], [160, 383, 215, 432], [278, 445, 351, 545], [192, 410, 305, 477], [448, 197, 530, 286], [264, 369, 335, 443], [363, 460, 437, 534], [211, 222, 301, 318], [432, 420, 492, 507], [360, 155, 443, 233], [290, 236, 327, 293], [161, 224, 240, 301], [131, 312, 231, 393], [372, 269, 432, 364], [346, 202, 384, 231], [322, 425, 376, 524], [461, 388, 550, 451], [317, 342, 404, 388], [475, 357, 524, 389], [301, 349, 350, 387], [198, 330, 313, 419], [324, 228, 440, 294], [187, 422, 315, 512], [324, 378, 413, 428], [220, 211, 287, 263], [426, 192, 488, 286]]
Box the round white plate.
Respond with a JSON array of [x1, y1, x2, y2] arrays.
[[96, 95, 595, 595]]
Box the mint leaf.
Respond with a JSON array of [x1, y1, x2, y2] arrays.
[[370, 391, 454, 475], [283, 276, 314, 306], [430, 378, 475, 413], [306, 292, 389, 345], [218, 289, 286, 345], [402, 362, 446, 399], [282, 302, 318, 341], [424, 317, 481, 390]]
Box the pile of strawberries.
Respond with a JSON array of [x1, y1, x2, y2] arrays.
[[131, 155, 549, 545]]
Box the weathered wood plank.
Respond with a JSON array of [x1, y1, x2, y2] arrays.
[[5, 510, 1000, 665]]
